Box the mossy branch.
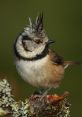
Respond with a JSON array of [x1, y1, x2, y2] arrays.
[[0, 79, 70, 117]]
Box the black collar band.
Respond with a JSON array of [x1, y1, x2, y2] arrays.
[[14, 43, 49, 61]]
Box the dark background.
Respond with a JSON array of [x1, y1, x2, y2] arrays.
[[0, 0, 82, 117]]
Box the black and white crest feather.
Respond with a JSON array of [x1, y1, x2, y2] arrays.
[[34, 13, 43, 33], [29, 13, 44, 33]]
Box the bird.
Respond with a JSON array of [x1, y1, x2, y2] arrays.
[[14, 14, 79, 94]]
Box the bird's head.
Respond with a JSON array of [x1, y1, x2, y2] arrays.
[[14, 14, 54, 60]]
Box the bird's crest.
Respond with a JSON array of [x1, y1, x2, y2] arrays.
[[28, 13, 44, 34]]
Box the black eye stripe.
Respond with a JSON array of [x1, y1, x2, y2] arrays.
[[35, 40, 42, 44], [22, 38, 28, 51], [22, 35, 31, 41]]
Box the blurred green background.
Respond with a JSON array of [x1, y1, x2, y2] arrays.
[[0, 0, 82, 116]]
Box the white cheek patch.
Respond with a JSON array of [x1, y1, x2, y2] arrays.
[[16, 35, 46, 59]]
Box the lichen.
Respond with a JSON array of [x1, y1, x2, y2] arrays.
[[0, 79, 29, 117], [11, 100, 29, 117], [0, 79, 70, 117], [28, 94, 70, 117], [0, 79, 14, 107]]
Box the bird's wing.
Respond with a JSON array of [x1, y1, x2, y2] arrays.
[[49, 50, 64, 65], [49, 50, 80, 69]]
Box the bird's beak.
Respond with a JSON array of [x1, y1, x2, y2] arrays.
[[47, 40, 55, 45]]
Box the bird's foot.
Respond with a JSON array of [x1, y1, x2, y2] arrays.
[[39, 87, 51, 101], [33, 87, 51, 95], [33, 87, 51, 102]]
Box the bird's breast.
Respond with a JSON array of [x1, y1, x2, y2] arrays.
[[15, 55, 49, 87]]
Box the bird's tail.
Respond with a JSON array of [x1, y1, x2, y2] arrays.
[[63, 61, 80, 69]]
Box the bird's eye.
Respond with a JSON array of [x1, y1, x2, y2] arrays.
[[22, 35, 31, 41], [35, 40, 42, 44]]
